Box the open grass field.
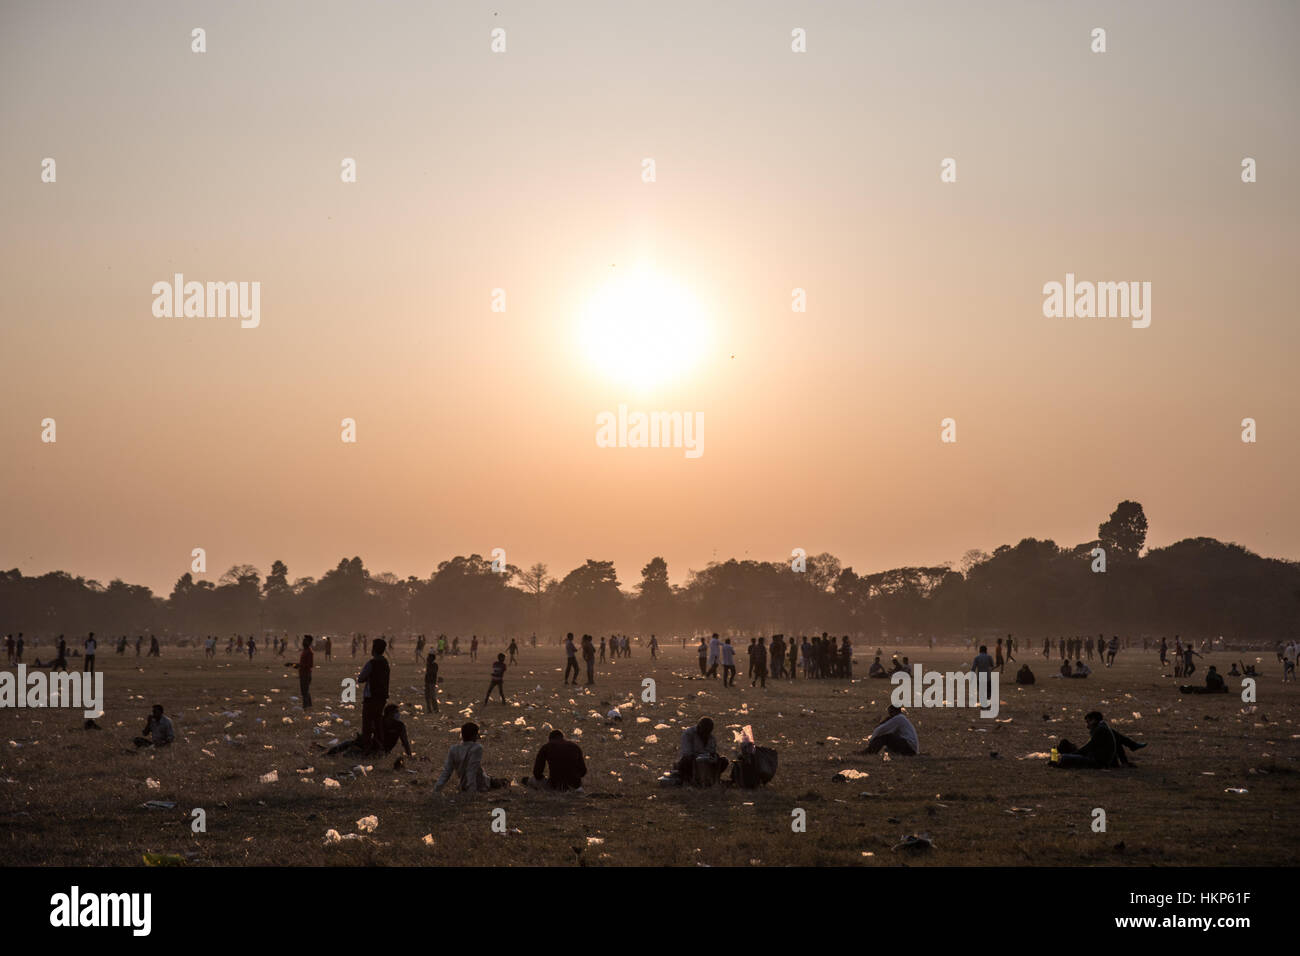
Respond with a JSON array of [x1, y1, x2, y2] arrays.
[[2, 641, 1297, 867]]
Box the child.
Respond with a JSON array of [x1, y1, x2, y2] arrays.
[[484, 653, 507, 704]]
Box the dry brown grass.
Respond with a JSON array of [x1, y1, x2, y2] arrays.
[[2, 643, 1296, 866]]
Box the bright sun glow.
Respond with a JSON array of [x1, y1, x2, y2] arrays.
[[578, 266, 711, 389]]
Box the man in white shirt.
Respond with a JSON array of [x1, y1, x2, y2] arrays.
[[434, 722, 510, 792], [864, 705, 919, 756], [706, 633, 721, 679], [720, 638, 737, 686], [83, 632, 97, 674]]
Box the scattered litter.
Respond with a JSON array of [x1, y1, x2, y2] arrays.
[[833, 769, 870, 782], [144, 801, 177, 810], [323, 778, 341, 789], [422, 833, 435, 846], [1224, 788, 1249, 794], [145, 778, 161, 790], [259, 770, 279, 784], [356, 815, 379, 833], [892, 833, 933, 852]]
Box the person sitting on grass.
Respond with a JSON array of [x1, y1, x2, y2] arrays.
[[1071, 659, 1091, 678], [1059, 659, 1073, 678], [863, 704, 919, 756], [434, 721, 511, 792], [868, 655, 889, 678], [133, 704, 175, 748], [1015, 663, 1036, 685], [523, 729, 588, 791], [326, 704, 413, 763], [663, 717, 728, 786], [1051, 710, 1145, 768], [1180, 665, 1228, 695]]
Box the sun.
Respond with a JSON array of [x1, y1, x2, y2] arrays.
[[577, 266, 711, 389]]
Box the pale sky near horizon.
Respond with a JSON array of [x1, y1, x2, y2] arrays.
[[2, 0, 1298, 595]]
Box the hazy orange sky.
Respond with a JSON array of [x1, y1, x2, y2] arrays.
[[2, 0, 1298, 595]]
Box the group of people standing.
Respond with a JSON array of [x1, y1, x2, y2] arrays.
[[697, 632, 853, 686], [1043, 634, 1118, 666]]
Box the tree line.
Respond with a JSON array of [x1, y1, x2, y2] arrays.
[[2, 502, 1295, 645]]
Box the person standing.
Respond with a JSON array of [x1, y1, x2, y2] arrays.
[[707, 633, 721, 679], [752, 637, 768, 688], [508, 638, 518, 664], [470, 635, 479, 662], [83, 632, 97, 674], [484, 653, 507, 704], [424, 652, 440, 713], [1006, 634, 1016, 663], [357, 638, 390, 754], [972, 644, 995, 704], [697, 638, 708, 676], [563, 633, 580, 685], [649, 634, 658, 659], [721, 638, 736, 687], [599, 636, 607, 664], [296, 635, 314, 709], [582, 634, 596, 685], [324, 635, 332, 661]]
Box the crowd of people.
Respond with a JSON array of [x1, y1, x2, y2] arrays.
[[11, 625, 1300, 798]]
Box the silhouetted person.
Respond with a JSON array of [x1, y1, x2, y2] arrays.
[[1180, 665, 1228, 694], [134, 704, 175, 748], [582, 634, 595, 685], [563, 633, 580, 685], [424, 652, 439, 713], [484, 653, 507, 704], [358, 638, 390, 754], [83, 633, 96, 674], [1052, 711, 1142, 767], [523, 730, 588, 790], [295, 635, 314, 709], [752, 637, 768, 688]]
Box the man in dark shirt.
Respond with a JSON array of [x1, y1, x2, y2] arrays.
[[295, 635, 314, 709], [381, 704, 412, 758], [1054, 710, 1119, 768], [523, 730, 588, 790], [1180, 665, 1228, 695], [484, 653, 507, 704], [358, 638, 390, 754]]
